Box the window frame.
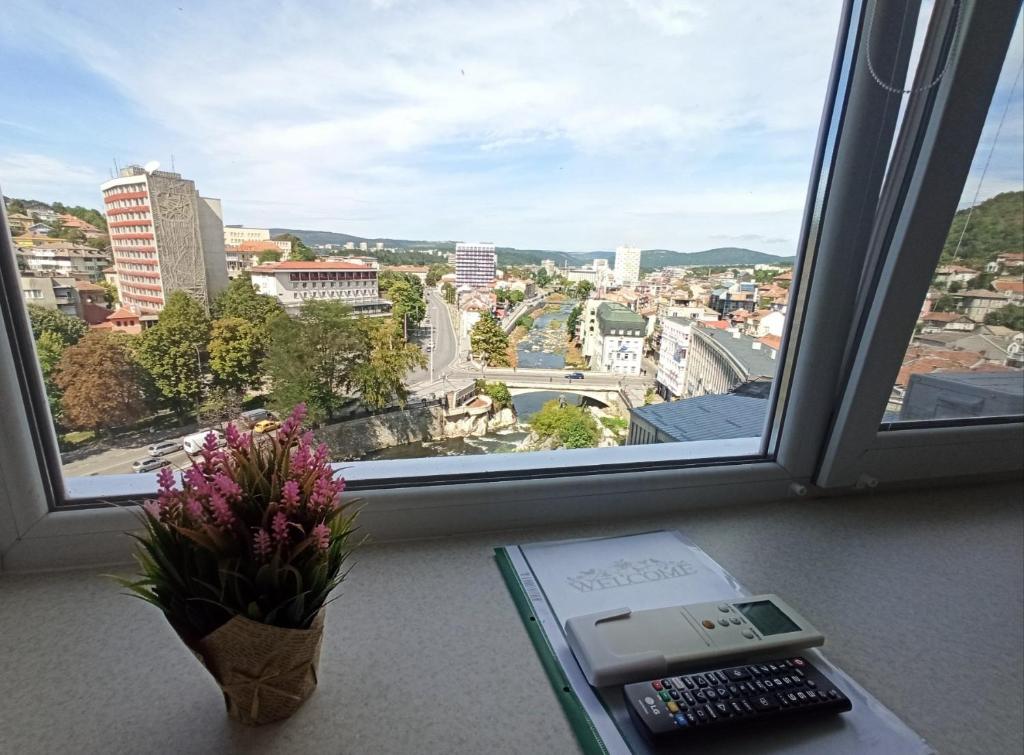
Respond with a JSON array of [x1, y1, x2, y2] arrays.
[[1, 0, 1021, 573]]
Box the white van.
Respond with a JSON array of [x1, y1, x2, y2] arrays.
[[182, 429, 226, 455]]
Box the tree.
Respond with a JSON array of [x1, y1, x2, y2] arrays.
[[208, 317, 264, 393], [442, 282, 457, 304], [947, 280, 963, 294], [352, 317, 426, 409], [257, 249, 281, 264], [566, 304, 583, 341], [273, 233, 316, 261], [984, 304, 1024, 331], [515, 315, 534, 330], [27, 304, 87, 345], [134, 291, 211, 415], [53, 332, 147, 432], [36, 330, 67, 420], [574, 280, 594, 300], [264, 300, 367, 424], [426, 263, 454, 286], [6, 199, 26, 215], [385, 277, 426, 332], [474, 380, 512, 411], [534, 268, 551, 287], [529, 399, 600, 449], [213, 274, 284, 328], [966, 273, 995, 291], [932, 294, 958, 313], [99, 279, 119, 305], [470, 313, 511, 366]]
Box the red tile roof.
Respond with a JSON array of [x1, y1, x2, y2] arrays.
[[758, 335, 782, 350], [993, 278, 1024, 294], [921, 311, 962, 322], [106, 307, 139, 320]]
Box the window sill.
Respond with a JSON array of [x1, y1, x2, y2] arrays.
[[0, 481, 1020, 754]]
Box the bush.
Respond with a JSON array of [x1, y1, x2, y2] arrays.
[[529, 399, 600, 449]]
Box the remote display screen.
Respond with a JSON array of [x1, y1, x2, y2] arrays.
[[735, 601, 800, 635]]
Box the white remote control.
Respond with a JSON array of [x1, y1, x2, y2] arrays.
[[565, 594, 825, 687]]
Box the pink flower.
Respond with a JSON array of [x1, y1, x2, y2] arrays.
[[156, 466, 176, 493], [143, 500, 161, 519], [311, 523, 330, 552], [271, 511, 290, 544], [224, 422, 244, 449], [209, 493, 234, 528], [202, 432, 220, 453], [281, 480, 300, 509], [213, 472, 242, 501], [279, 404, 307, 438], [252, 528, 272, 560]]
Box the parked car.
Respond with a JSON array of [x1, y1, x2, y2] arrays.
[[566, 372, 585, 380], [182, 429, 226, 454], [239, 408, 274, 427], [253, 419, 281, 434], [132, 456, 171, 474], [146, 440, 180, 456]]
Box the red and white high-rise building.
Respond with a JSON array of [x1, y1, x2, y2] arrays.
[[455, 242, 496, 289], [101, 165, 229, 315]]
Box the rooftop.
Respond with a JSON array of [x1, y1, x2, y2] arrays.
[[630, 394, 768, 442], [250, 261, 371, 272], [955, 289, 1007, 300], [696, 324, 780, 379], [595, 302, 645, 335]]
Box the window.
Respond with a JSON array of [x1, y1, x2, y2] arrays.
[[1, 1, 1022, 572]]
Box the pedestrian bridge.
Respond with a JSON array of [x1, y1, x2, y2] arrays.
[[503, 380, 624, 408]]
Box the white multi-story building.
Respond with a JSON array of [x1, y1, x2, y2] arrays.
[[101, 165, 228, 314], [223, 226, 270, 246], [455, 242, 497, 289], [249, 261, 391, 316], [18, 245, 110, 280], [579, 301, 646, 375], [615, 245, 642, 286], [656, 317, 692, 399]]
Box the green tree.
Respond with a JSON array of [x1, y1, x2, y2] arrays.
[[470, 313, 511, 366], [966, 273, 995, 291], [932, 294, 958, 313], [257, 249, 281, 264], [947, 280, 963, 294], [442, 282, 456, 304], [273, 233, 316, 261], [264, 300, 366, 424], [474, 379, 512, 411], [54, 332, 147, 432], [534, 268, 551, 287], [566, 304, 582, 340], [940, 191, 1023, 268], [385, 277, 426, 331], [515, 315, 534, 330], [99, 280, 119, 305], [529, 399, 600, 449], [208, 317, 264, 393], [426, 263, 454, 286], [353, 317, 426, 409], [134, 291, 211, 415], [984, 304, 1024, 331], [7, 199, 26, 215], [213, 274, 285, 328], [27, 304, 88, 345], [36, 330, 67, 420], [574, 280, 594, 300]]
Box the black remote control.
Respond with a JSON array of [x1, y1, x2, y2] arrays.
[[624, 656, 851, 740]]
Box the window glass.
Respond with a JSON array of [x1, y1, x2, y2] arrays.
[[884, 17, 1024, 425], [0, 0, 845, 486]]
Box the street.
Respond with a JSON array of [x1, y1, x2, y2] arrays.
[[405, 288, 459, 387]]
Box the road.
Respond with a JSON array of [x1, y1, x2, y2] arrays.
[[446, 365, 650, 390], [405, 288, 459, 387], [63, 439, 192, 477]]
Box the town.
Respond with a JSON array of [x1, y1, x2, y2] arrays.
[[6, 166, 1023, 477]]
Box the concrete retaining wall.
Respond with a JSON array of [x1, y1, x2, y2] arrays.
[[317, 404, 445, 458]]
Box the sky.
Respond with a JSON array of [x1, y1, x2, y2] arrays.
[[0, 1, 1020, 254]]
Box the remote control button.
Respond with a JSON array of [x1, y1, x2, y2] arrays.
[[695, 675, 709, 687], [718, 618, 730, 627], [727, 684, 739, 696], [806, 690, 818, 701], [674, 713, 689, 727], [714, 702, 731, 717], [742, 629, 755, 639], [730, 617, 741, 625], [725, 667, 749, 681], [669, 690, 680, 700], [793, 668, 806, 679], [652, 681, 663, 691], [659, 691, 671, 702], [682, 677, 696, 690], [781, 676, 792, 686], [705, 689, 718, 701], [741, 700, 754, 714], [751, 694, 778, 711], [694, 691, 707, 704], [806, 680, 816, 688], [694, 707, 709, 724], [827, 689, 840, 699], [661, 678, 674, 690], [730, 701, 745, 715], [682, 692, 696, 706], [778, 693, 790, 707], [718, 603, 730, 613], [767, 663, 780, 673], [792, 658, 806, 667], [714, 671, 729, 684], [667, 701, 679, 713], [702, 619, 716, 630], [787, 692, 799, 704], [704, 704, 719, 721], [763, 679, 774, 689], [758, 665, 770, 675], [716, 687, 728, 699]]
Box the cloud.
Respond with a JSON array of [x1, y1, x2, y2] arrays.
[[0, 153, 104, 196], [2, 0, 849, 249]]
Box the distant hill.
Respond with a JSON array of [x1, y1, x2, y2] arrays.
[[271, 228, 794, 269], [940, 191, 1023, 269]]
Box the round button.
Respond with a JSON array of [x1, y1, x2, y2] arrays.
[[718, 604, 730, 613], [730, 617, 741, 625], [718, 618, 730, 627], [741, 629, 755, 639], [702, 619, 716, 629]]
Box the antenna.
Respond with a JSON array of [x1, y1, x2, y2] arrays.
[[170, 153, 175, 172], [144, 160, 161, 174]]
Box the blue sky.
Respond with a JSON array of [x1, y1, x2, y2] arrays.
[[1, 1, 1020, 253]]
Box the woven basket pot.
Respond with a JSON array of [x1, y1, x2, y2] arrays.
[[187, 609, 326, 725]]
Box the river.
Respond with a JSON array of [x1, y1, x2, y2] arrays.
[[359, 390, 591, 460], [516, 302, 574, 368]]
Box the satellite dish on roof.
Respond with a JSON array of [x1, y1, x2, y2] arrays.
[[143, 160, 160, 174]]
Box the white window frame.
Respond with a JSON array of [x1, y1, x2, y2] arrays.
[[1, 0, 1021, 573]]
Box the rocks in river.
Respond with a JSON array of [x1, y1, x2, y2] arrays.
[[442, 406, 519, 439]]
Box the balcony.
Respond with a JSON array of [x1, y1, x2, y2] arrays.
[[0, 480, 1019, 754]]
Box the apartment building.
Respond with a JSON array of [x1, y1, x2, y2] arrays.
[[19, 274, 81, 318], [18, 245, 110, 280], [101, 166, 229, 314], [578, 301, 646, 375], [655, 316, 692, 399], [455, 242, 496, 288], [249, 260, 390, 316], [682, 322, 779, 398], [614, 245, 641, 285]]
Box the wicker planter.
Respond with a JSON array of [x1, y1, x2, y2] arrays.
[[187, 610, 326, 725]]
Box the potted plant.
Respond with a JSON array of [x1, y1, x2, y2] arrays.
[[117, 404, 359, 725]]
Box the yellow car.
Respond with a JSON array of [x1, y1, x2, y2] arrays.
[[252, 419, 281, 434]]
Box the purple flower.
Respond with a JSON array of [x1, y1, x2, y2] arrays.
[[214, 472, 242, 501], [271, 511, 290, 543], [156, 466, 176, 493], [209, 493, 234, 528], [279, 403, 307, 439], [311, 523, 330, 552], [281, 479, 300, 509], [224, 422, 244, 449], [184, 495, 204, 522], [252, 528, 272, 560]]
